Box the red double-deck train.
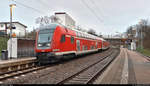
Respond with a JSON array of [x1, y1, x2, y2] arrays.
[[35, 23, 110, 64]]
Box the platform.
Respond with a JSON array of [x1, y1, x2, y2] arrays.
[[94, 48, 150, 84], [0, 57, 36, 74], [0, 57, 36, 64]]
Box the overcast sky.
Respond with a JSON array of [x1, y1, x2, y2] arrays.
[[1, 0, 150, 35]]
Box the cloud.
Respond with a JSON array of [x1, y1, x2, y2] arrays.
[[1, 0, 150, 35]]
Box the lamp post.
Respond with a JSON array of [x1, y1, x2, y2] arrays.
[[139, 19, 143, 49], [9, 4, 16, 59], [10, 4, 16, 37]]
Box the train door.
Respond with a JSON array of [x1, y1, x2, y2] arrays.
[[102, 41, 103, 49], [76, 40, 80, 51], [96, 42, 98, 49]]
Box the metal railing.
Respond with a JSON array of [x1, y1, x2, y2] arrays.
[[0, 37, 36, 60]]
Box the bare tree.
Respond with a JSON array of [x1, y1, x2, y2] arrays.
[[35, 16, 51, 27], [26, 29, 36, 40], [126, 19, 150, 49], [35, 15, 63, 27], [87, 28, 98, 36], [98, 32, 103, 38], [75, 25, 87, 32], [50, 15, 62, 24]]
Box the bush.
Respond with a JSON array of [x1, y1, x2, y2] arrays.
[[0, 36, 8, 56], [136, 47, 150, 56]]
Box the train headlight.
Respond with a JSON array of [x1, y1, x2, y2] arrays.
[[46, 43, 50, 47], [38, 44, 42, 47]]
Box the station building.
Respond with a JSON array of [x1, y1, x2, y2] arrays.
[[0, 22, 27, 37]]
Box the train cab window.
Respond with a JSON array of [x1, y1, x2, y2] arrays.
[[61, 35, 66, 43], [71, 36, 74, 44]]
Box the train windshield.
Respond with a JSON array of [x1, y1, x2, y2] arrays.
[[38, 29, 54, 43]]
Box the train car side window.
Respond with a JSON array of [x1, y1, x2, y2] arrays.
[[61, 35, 66, 43], [82, 45, 84, 51], [96, 42, 98, 48], [76, 40, 80, 51], [76, 32, 79, 37], [71, 36, 74, 44]]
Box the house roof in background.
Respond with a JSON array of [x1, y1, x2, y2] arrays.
[[0, 22, 27, 28]]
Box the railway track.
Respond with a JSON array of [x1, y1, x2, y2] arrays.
[[0, 58, 37, 74], [0, 48, 120, 84], [0, 58, 53, 82], [0, 64, 50, 81], [57, 48, 120, 84]]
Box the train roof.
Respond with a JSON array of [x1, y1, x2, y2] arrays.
[[39, 23, 59, 30], [59, 23, 104, 41], [38, 23, 104, 41], [61, 25, 104, 41]]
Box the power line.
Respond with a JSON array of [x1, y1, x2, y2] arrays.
[[38, 0, 50, 9], [90, 0, 109, 18], [81, 0, 103, 23], [12, 0, 45, 14], [89, 0, 105, 18]]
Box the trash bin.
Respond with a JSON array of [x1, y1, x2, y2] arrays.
[[1, 50, 8, 60]]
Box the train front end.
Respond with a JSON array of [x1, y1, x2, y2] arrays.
[[35, 24, 58, 64]]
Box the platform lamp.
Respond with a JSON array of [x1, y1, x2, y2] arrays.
[[139, 19, 143, 49], [9, 4, 16, 59]]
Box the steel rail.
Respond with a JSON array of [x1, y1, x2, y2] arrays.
[[57, 49, 119, 84]]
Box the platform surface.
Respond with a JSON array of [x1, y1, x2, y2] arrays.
[[94, 48, 150, 84], [0, 57, 36, 67]]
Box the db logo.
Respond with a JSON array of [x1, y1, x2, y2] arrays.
[[41, 50, 45, 52]]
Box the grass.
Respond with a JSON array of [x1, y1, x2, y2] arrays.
[[0, 36, 8, 56], [136, 47, 150, 57]]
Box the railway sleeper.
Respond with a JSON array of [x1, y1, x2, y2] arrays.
[[0, 63, 35, 76], [64, 50, 118, 84], [0, 66, 41, 81], [74, 76, 91, 79], [65, 80, 86, 84], [71, 78, 89, 81]]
